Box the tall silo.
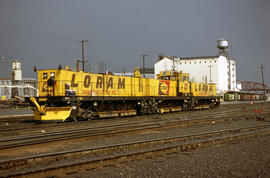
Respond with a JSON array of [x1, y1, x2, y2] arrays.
[[217, 38, 235, 90], [11, 60, 22, 98]]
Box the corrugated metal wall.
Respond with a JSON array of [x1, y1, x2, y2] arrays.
[[0, 79, 37, 100], [0, 80, 12, 100]]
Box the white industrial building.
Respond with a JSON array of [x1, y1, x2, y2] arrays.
[[154, 38, 238, 95], [0, 61, 37, 100]]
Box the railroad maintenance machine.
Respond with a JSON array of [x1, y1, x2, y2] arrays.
[[27, 66, 220, 122]]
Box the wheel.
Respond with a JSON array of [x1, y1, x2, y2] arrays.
[[182, 103, 188, 111]]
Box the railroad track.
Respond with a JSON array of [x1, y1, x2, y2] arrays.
[[0, 115, 33, 124], [0, 107, 260, 136], [0, 109, 268, 150], [1, 124, 269, 177]]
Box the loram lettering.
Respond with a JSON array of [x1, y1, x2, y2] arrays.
[[70, 74, 125, 89]]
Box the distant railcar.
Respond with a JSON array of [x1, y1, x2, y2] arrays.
[[224, 92, 265, 101]]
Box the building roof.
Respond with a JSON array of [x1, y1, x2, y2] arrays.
[[0, 78, 36, 81], [21, 78, 36, 81], [159, 56, 220, 62], [180, 56, 219, 60], [0, 77, 11, 80]]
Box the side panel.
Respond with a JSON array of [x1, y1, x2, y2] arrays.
[[154, 79, 177, 97], [38, 69, 217, 98], [191, 83, 216, 96], [179, 81, 190, 95], [39, 70, 153, 97]]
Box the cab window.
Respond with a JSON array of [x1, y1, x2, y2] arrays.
[[43, 73, 48, 79], [183, 76, 187, 82], [161, 76, 170, 80]]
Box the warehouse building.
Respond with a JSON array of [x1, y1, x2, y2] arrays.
[[154, 38, 238, 95], [0, 61, 37, 100]]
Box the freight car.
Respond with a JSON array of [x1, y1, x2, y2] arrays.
[[224, 91, 265, 101], [27, 66, 220, 122]]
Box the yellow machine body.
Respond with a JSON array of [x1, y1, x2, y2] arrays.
[[31, 67, 218, 122], [33, 106, 72, 122], [191, 83, 216, 96], [37, 69, 182, 98], [30, 97, 72, 122]]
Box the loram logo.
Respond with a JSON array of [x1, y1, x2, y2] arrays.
[[158, 80, 170, 95]]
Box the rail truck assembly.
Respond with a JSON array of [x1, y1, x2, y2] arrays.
[[28, 66, 220, 122]]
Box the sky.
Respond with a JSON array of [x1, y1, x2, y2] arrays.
[[0, 0, 269, 86]]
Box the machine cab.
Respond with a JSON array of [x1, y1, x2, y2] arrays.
[[157, 70, 178, 80], [178, 71, 190, 96], [157, 70, 191, 96]]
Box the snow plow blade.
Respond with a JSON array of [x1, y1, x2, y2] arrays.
[[32, 106, 72, 122]]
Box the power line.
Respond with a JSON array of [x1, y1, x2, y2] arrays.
[[0, 22, 160, 60], [0, 22, 77, 42]]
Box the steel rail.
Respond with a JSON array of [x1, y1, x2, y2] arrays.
[[0, 110, 266, 150], [1, 125, 270, 177], [0, 107, 239, 132], [0, 107, 260, 136], [0, 110, 264, 145]]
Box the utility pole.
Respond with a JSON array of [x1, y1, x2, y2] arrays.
[[208, 65, 213, 83], [122, 67, 126, 76], [142, 54, 147, 77], [261, 64, 265, 94], [79, 40, 88, 72]]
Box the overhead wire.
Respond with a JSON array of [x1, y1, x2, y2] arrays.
[[0, 21, 160, 58], [0, 21, 159, 71], [0, 22, 77, 42]]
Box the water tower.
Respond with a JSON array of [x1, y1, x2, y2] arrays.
[[11, 60, 22, 98], [217, 38, 229, 59], [11, 60, 22, 81]]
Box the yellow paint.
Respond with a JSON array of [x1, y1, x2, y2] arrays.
[[37, 68, 217, 98], [191, 83, 216, 96], [33, 68, 218, 122], [38, 98, 47, 101], [134, 67, 142, 78], [30, 97, 72, 122], [32, 106, 72, 122]]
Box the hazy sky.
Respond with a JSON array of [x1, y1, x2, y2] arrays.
[[0, 0, 269, 86]]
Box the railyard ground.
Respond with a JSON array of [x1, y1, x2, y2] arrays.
[[74, 101, 270, 177], [1, 101, 270, 177], [78, 135, 270, 178]]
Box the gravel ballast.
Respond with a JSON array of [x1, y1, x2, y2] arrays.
[[78, 134, 270, 177], [1, 102, 270, 177]]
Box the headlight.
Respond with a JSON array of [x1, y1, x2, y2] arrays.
[[43, 73, 47, 79], [50, 72, 55, 77]]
